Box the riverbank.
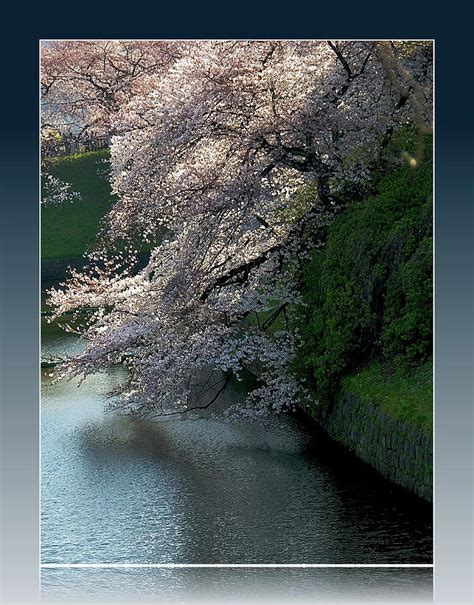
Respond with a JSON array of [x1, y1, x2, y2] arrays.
[[301, 361, 432, 502], [310, 368, 433, 502], [318, 398, 431, 502], [293, 139, 433, 502], [339, 363, 432, 501]]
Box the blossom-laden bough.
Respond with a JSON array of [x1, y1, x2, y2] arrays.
[[44, 40, 433, 419]]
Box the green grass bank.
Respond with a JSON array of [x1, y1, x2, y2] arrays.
[[41, 149, 115, 260], [42, 150, 116, 260], [41, 150, 155, 281]]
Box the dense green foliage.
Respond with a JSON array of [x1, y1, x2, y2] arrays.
[[294, 138, 432, 407], [42, 150, 115, 259]]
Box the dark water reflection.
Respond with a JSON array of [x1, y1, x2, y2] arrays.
[[42, 307, 432, 572], [41, 567, 433, 603]]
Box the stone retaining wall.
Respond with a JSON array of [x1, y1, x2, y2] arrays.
[[318, 393, 432, 502]]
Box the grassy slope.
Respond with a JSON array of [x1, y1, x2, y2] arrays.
[[341, 360, 433, 433], [41, 150, 115, 260]]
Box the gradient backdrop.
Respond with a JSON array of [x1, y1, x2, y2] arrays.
[[1, 5, 472, 603]]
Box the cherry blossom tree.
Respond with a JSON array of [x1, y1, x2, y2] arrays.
[[46, 40, 433, 419]]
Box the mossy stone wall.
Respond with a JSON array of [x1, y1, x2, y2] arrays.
[[318, 393, 432, 502]]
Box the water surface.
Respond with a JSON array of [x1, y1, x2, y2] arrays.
[[41, 310, 432, 566]]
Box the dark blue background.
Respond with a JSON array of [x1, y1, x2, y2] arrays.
[[0, 5, 472, 602]]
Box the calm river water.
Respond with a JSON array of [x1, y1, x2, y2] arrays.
[[41, 302, 432, 601]]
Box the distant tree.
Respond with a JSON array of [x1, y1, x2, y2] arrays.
[[48, 40, 433, 418], [41, 40, 181, 139]]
